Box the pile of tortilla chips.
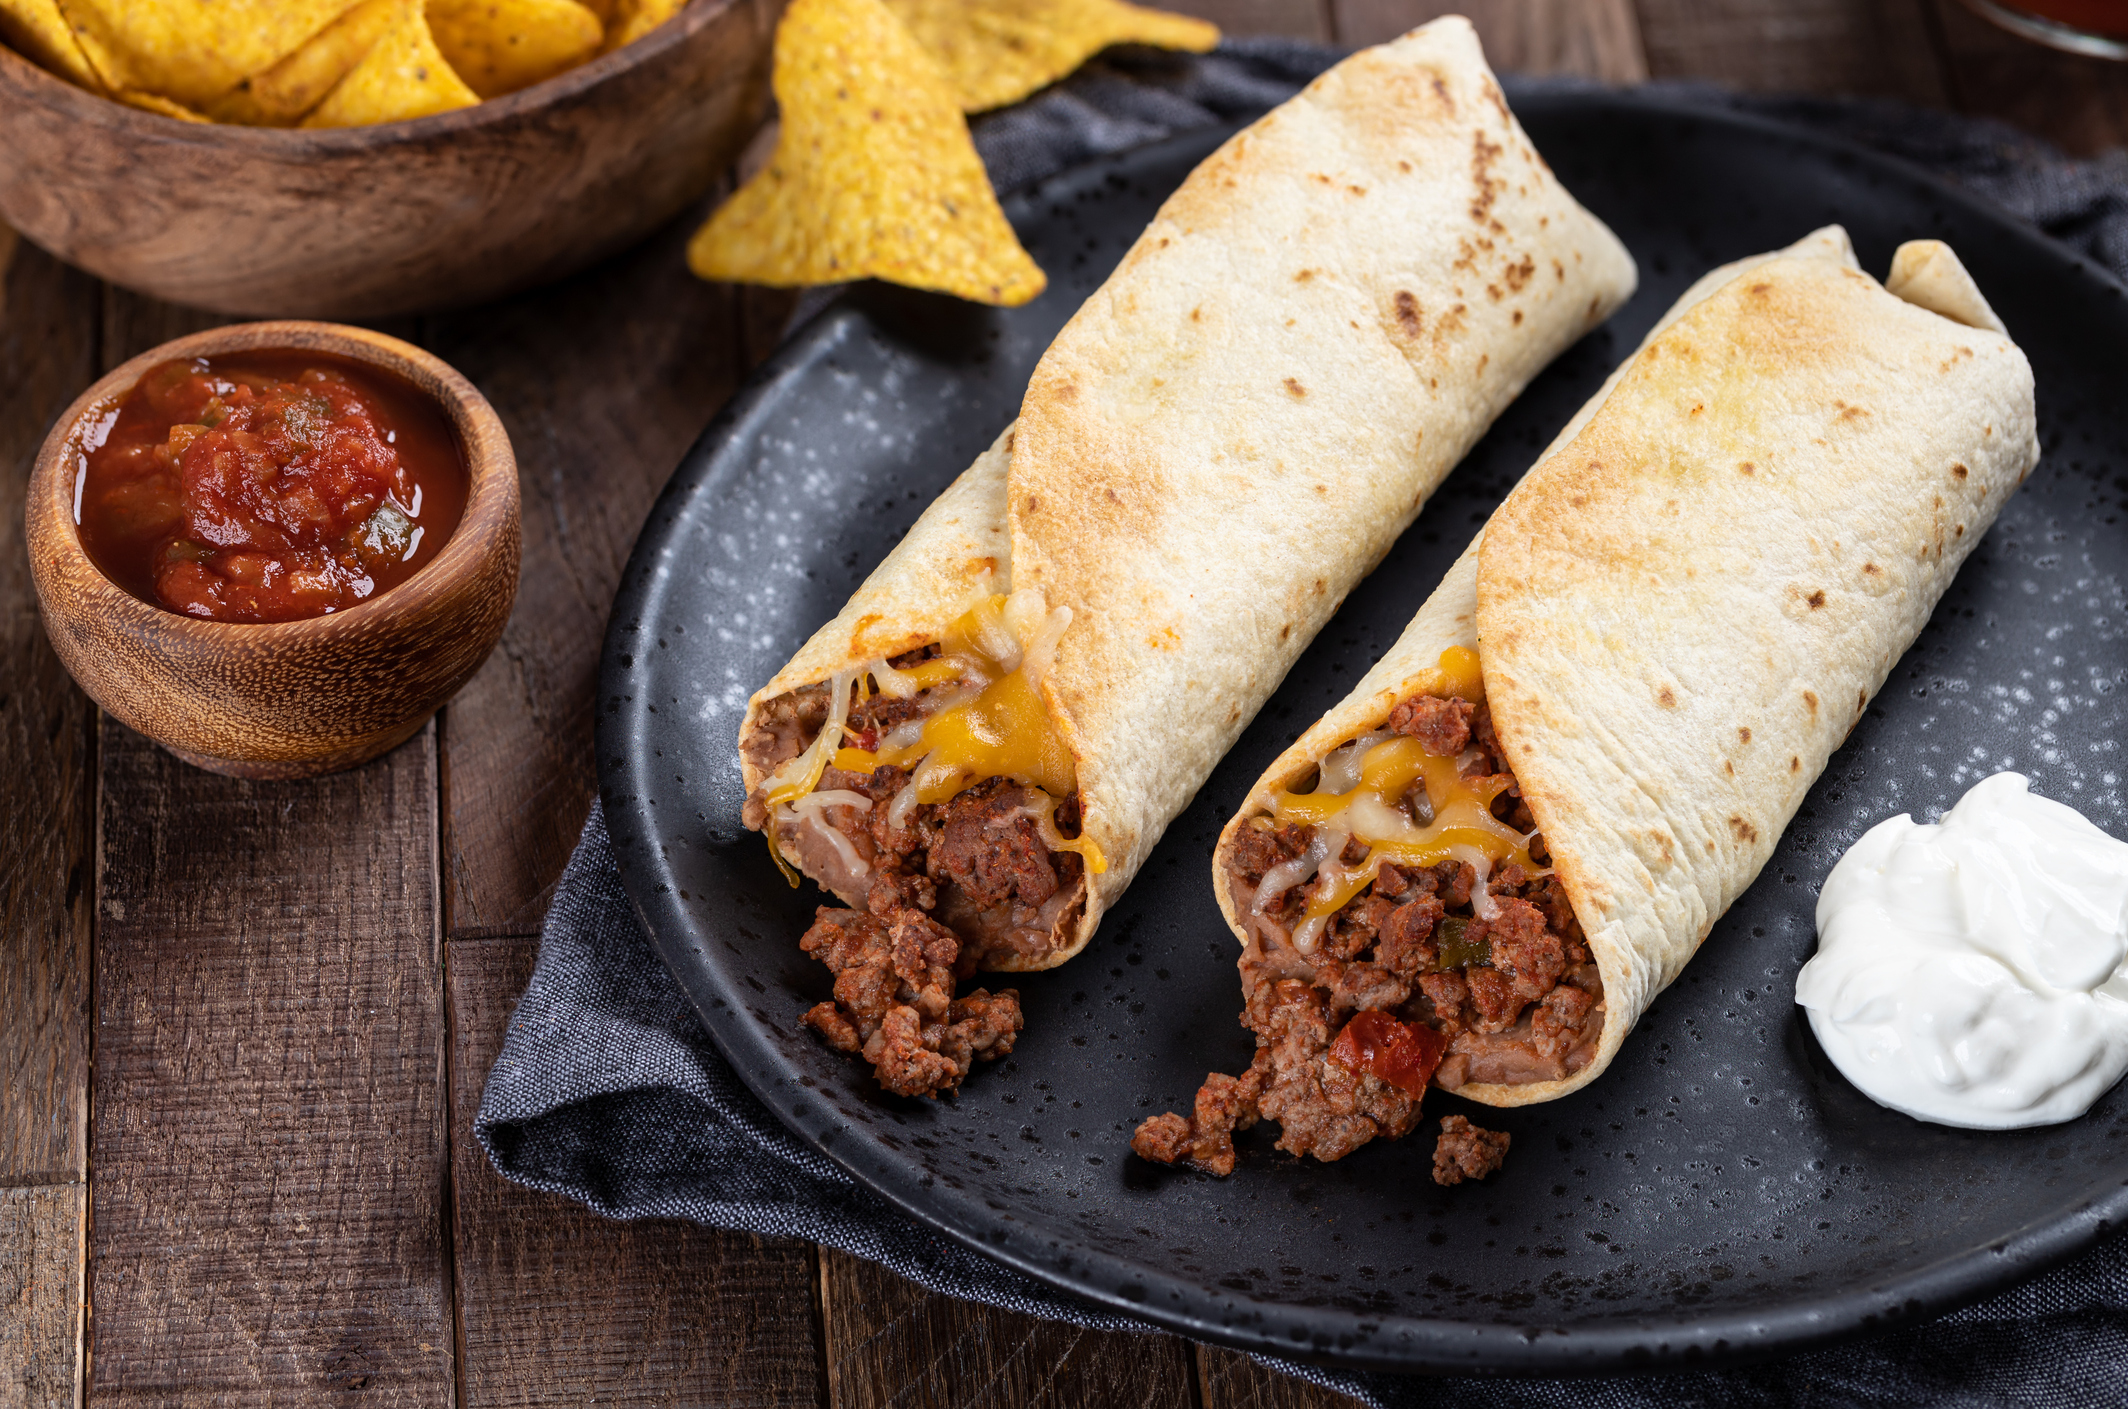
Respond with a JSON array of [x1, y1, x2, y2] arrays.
[[688, 0, 1217, 307], [0, 0, 686, 125]]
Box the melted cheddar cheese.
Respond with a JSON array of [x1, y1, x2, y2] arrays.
[[773, 594, 1105, 875], [1255, 646, 1536, 947]]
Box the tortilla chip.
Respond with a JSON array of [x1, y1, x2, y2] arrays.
[[429, 0, 601, 97], [53, 0, 358, 109], [883, 0, 1216, 112], [116, 86, 207, 120], [601, 0, 681, 50], [205, 0, 400, 124], [302, 0, 477, 127], [0, 0, 106, 92], [688, 0, 1044, 306]]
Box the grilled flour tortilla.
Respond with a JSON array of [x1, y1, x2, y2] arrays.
[[1142, 228, 2037, 1174], [736, 16, 1637, 1097]]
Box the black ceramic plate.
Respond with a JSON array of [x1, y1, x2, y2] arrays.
[[598, 91, 2128, 1374]]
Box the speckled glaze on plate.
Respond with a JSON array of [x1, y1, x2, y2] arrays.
[[597, 91, 2128, 1373]]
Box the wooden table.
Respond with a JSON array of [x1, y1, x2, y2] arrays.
[[3, 2, 2122, 1403]]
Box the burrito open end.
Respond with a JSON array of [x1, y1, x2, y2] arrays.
[[737, 16, 1637, 1097], [1135, 228, 2039, 1175]]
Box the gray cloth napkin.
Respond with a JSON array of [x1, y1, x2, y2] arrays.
[[478, 41, 2128, 1408]]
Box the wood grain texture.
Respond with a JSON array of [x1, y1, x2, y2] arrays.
[[99, 292, 231, 375], [428, 210, 752, 938], [1332, 0, 1650, 79], [1196, 1346, 1365, 1409], [88, 721, 453, 1405], [1632, 0, 1949, 103], [446, 935, 824, 1407], [1165, 0, 1333, 42], [1927, 0, 2128, 155], [0, 0, 776, 318], [0, 238, 97, 1188], [817, 1249, 1196, 1409], [0, 1184, 85, 1409]]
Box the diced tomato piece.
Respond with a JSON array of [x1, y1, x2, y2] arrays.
[[1328, 1009, 1448, 1098]]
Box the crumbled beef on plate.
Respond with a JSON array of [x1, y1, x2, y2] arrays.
[[798, 903, 1023, 1098], [1432, 1114, 1511, 1186]]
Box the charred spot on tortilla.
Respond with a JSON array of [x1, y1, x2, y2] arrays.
[[1393, 290, 1422, 336]]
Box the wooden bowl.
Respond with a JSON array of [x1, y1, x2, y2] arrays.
[[0, 0, 777, 318], [25, 322, 521, 778]]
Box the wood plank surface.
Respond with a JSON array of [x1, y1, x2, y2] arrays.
[[0, 235, 101, 1409], [1168, 0, 1332, 42], [1, 1184, 85, 1409], [446, 934, 823, 1408], [0, 236, 98, 1187], [1332, 0, 1649, 79], [816, 1249, 1196, 1409], [426, 208, 755, 941], [1633, 0, 1949, 104], [88, 721, 453, 1405]]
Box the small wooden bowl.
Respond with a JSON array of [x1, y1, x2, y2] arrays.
[[0, 0, 777, 318], [25, 322, 521, 778]]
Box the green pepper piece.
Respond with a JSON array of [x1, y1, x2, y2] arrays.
[[1434, 916, 1490, 971]]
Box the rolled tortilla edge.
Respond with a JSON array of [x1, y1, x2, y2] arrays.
[[1209, 226, 1922, 1109]]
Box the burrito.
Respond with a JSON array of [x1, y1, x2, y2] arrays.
[[1134, 227, 2039, 1174], [736, 17, 1638, 1097]]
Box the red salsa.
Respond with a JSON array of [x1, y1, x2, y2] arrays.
[[75, 351, 467, 624]]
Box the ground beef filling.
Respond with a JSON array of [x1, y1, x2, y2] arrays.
[[1432, 1115, 1511, 1185], [747, 653, 1089, 1099], [1130, 693, 1603, 1177]]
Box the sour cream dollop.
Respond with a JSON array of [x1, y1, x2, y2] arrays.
[[1795, 772, 2128, 1129]]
